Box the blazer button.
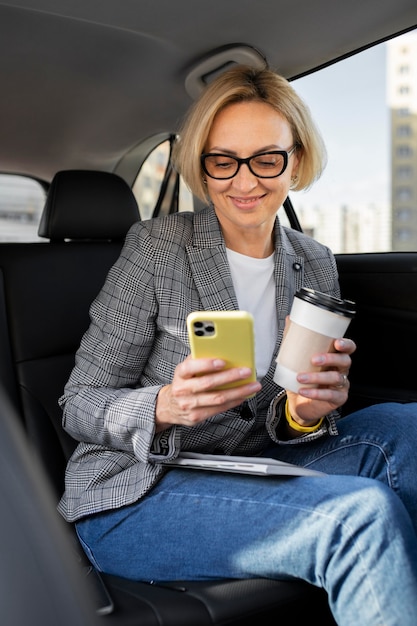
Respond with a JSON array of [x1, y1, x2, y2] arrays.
[[240, 403, 253, 421], [293, 262, 302, 271]]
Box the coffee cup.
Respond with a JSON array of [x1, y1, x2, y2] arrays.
[[274, 287, 356, 393]]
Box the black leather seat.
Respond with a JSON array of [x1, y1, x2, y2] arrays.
[[0, 169, 335, 625]]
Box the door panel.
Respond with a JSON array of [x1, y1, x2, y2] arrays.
[[336, 253, 417, 415]]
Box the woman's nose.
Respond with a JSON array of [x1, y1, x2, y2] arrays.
[[232, 163, 258, 191]]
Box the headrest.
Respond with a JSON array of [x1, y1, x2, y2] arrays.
[[38, 170, 139, 240]]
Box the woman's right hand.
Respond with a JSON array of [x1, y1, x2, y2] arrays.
[[155, 355, 261, 431]]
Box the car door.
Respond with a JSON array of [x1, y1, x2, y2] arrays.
[[337, 251, 417, 414]]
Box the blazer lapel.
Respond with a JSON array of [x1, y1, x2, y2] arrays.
[[186, 207, 238, 312]]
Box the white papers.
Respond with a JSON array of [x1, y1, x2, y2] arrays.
[[165, 451, 325, 477]]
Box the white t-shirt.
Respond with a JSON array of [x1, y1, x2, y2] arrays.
[[226, 248, 278, 378]]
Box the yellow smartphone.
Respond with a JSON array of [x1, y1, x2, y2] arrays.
[[186, 310, 256, 390]]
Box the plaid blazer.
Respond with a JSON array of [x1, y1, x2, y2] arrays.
[[58, 205, 340, 522]]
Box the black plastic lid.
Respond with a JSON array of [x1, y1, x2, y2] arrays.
[[295, 287, 356, 318]]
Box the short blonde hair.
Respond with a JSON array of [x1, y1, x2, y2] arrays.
[[172, 65, 327, 203]]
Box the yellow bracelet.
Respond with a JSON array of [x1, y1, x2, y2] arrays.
[[285, 400, 324, 433]]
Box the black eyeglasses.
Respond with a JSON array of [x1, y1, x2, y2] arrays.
[[200, 145, 299, 180]]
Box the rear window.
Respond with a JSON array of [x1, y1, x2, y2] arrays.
[[0, 175, 45, 242]]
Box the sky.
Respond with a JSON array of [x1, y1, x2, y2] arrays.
[[290, 42, 389, 211]]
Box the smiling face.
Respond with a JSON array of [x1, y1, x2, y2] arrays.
[[204, 100, 299, 256]]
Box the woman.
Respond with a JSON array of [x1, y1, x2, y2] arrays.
[[58, 65, 417, 625]]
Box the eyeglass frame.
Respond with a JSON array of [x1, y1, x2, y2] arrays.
[[200, 144, 299, 180]]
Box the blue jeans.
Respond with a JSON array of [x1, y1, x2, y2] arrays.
[[76, 403, 417, 626]]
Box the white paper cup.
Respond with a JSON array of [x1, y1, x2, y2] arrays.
[[274, 288, 355, 393]]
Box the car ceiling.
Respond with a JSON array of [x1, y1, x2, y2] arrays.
[[1, 0, 417, 184]]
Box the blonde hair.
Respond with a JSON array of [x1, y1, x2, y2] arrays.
[[172, 65, 327, 202]]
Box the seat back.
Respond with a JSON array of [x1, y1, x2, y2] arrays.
[[0, 381, 102, 625], [0, 170, 139, 495]]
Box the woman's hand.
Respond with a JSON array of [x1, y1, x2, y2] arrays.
[[286, 337, 357, 429], [155, 356, 261, 431]]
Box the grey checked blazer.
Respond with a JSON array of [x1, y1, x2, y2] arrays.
[[58, 205, 340, 522]]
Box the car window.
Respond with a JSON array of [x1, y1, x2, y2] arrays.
[[132, 141, 171, 220], [291, 29, 417, 254], [0, 175, 45, 242], [132, 139, 193, 220]]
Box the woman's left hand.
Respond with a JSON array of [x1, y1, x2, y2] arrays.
[[286, 337, 356, 427]]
